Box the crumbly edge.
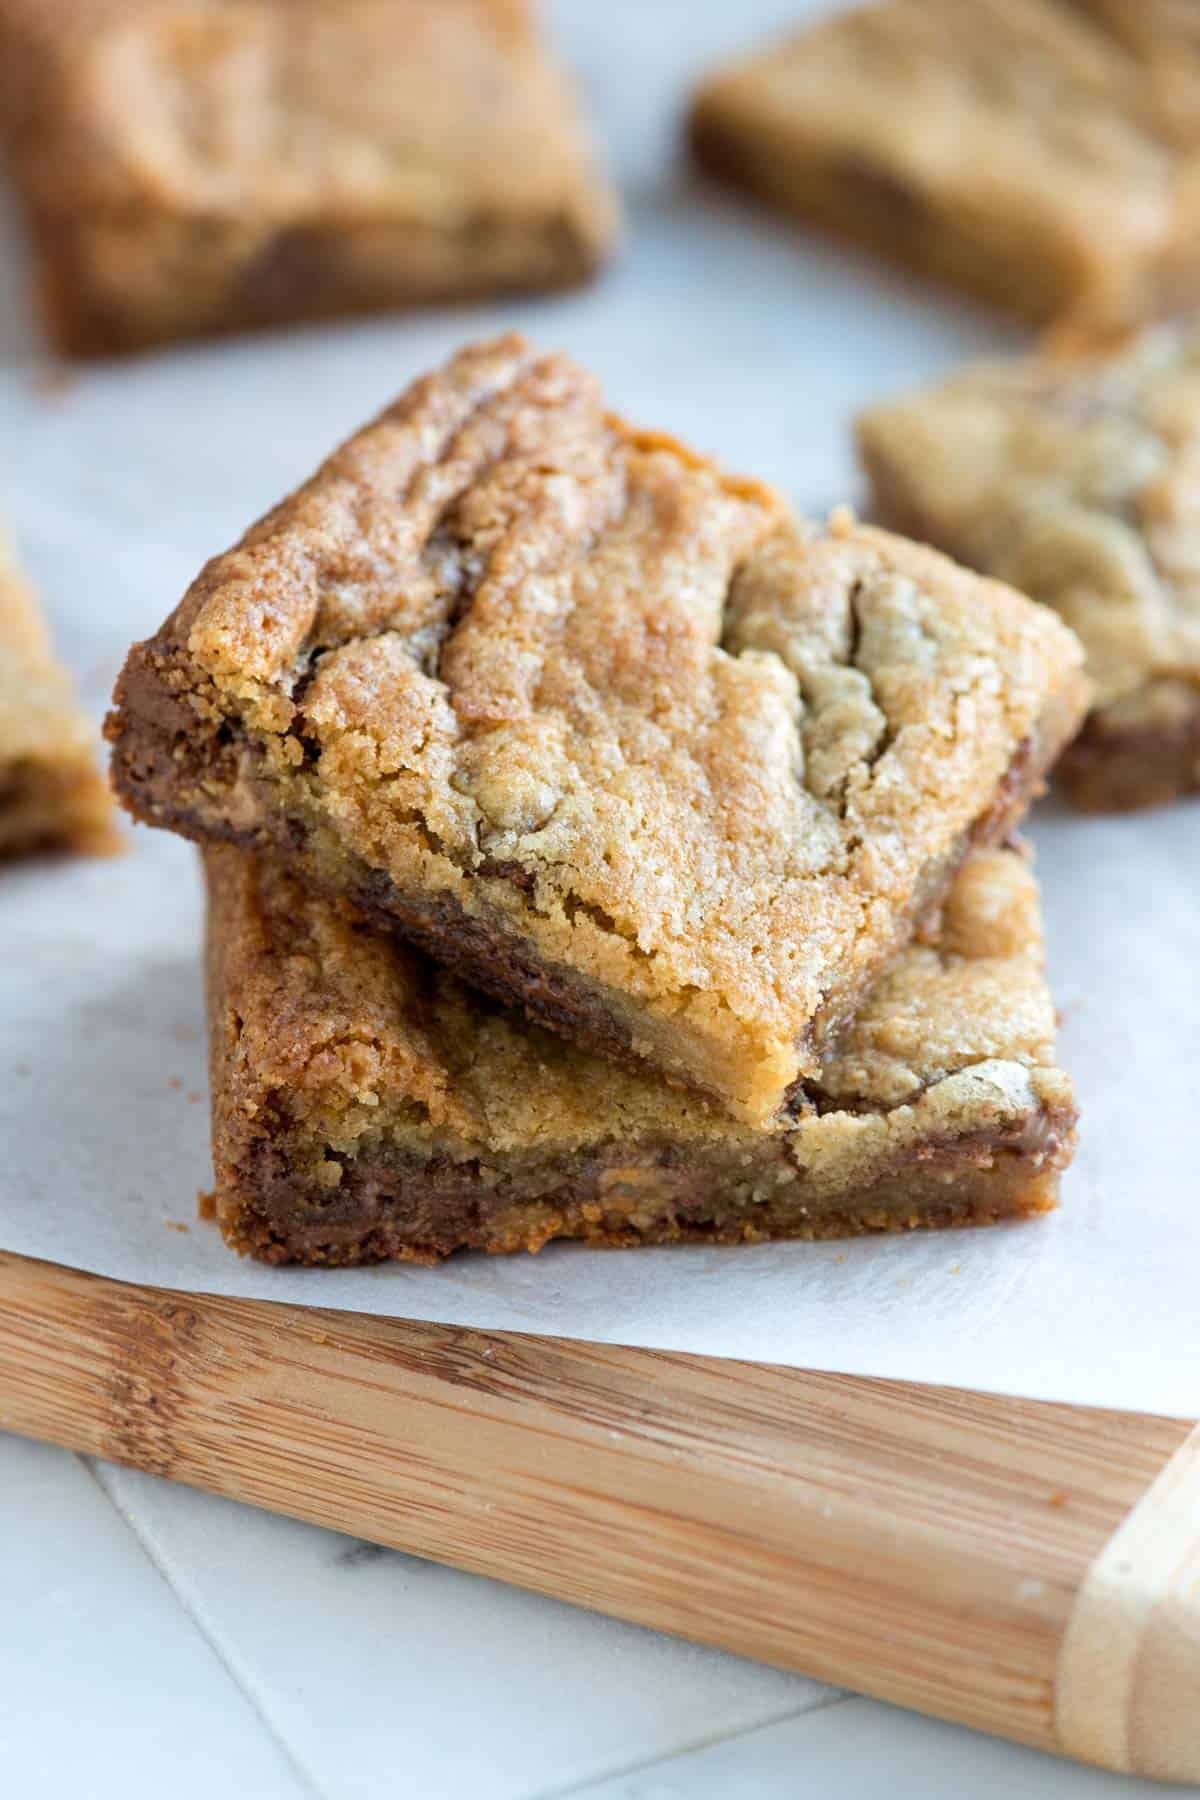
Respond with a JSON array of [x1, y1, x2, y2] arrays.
[[112, 657, 1084, 1118]]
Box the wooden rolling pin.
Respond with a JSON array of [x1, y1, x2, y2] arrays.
[[0, 1250, 1195, 1782]]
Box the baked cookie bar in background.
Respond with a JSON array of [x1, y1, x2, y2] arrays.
[[0, 529, 116, 859], [0, 0, 617, 356], [109, 333, 1087, 1124], [204, 843, 1076, 1266], [858, 322, 1200, 812], [1069, 0, 1200, 146], [689, 0, 1200, 334]]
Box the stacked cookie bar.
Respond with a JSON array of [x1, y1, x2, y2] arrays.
[[108, 335, 1089, 1264]]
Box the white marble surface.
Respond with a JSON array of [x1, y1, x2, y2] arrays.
[[1, 3, 1195, 1795]]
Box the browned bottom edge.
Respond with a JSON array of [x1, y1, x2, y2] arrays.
[[688, 108, 1068, 329], [215, 1111, 1074, 1267], [1056, 700, 1200, 813], [0, 755, 121, 861], [28, 203, 608, 361]]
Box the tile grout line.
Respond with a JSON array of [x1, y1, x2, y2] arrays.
[[79, 1456, 329, 1800], [530, 1687, 855, 1800], [77, 1445, 855, 1800]]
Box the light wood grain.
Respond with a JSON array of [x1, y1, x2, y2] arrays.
[[0, 1250, 1194, 1780], [1057, 1421, 1200, 1782]]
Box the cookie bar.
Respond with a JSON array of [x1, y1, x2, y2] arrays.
[[0, 529, 116, 859], [858, 322, 1200, 811], [0, 0, 617, 356], [689, 0, 1200, 333], [109, 335, 1087, 1124], [1069, 0, 1200, 147], [205, 843, 1077, 1265]]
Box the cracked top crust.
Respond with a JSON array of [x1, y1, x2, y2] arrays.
[[114, 334, 1085, 1121], [209, 842, 1070, 1183], [858, 320, 1200, 721], [691, 0, 1200, 331], [0, 0, 615, 240]]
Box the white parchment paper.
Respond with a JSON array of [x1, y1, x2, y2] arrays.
[[1, 1, 1196, 1413]]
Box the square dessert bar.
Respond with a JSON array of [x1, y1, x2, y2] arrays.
[[109, 334, 1087, 1123], [0, 529, 116, 858], [205, 843, 1077, 1265], [689, 0, 1200, 333], [0, 0, 617, 356], [858, 322, 1200, 811]]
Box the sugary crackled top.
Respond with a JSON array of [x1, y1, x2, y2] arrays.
[[0, 0, 614, 238], [170, 334, 1082, 1084], [0, 529, 99, 762], [211, 844, 1066, 1173], [858, 321, 1200, 714], [693, 0, 1200, 326]]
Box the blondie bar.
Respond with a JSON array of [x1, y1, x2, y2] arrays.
[[0, 0, 617, 356], [690, 0, 1200, 333], [109, 335, 1087, 1124], [205, 843, 1077, 1265], [0, 529, 116, 858], [858, 322, 1200, 811]]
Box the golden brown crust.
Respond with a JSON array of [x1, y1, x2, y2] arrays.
[[203, 842, 1076, 1264], [690, 0, 1200, 332], [0, 0, 617, 354], [858, 320, 1200, 811], [109, 333, 1088, 1121], [0, 529, 118, 859]]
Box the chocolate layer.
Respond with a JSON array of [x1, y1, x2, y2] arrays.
[[219, 1112, 1076, 1267], [1058, 692, 1200, 812]]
